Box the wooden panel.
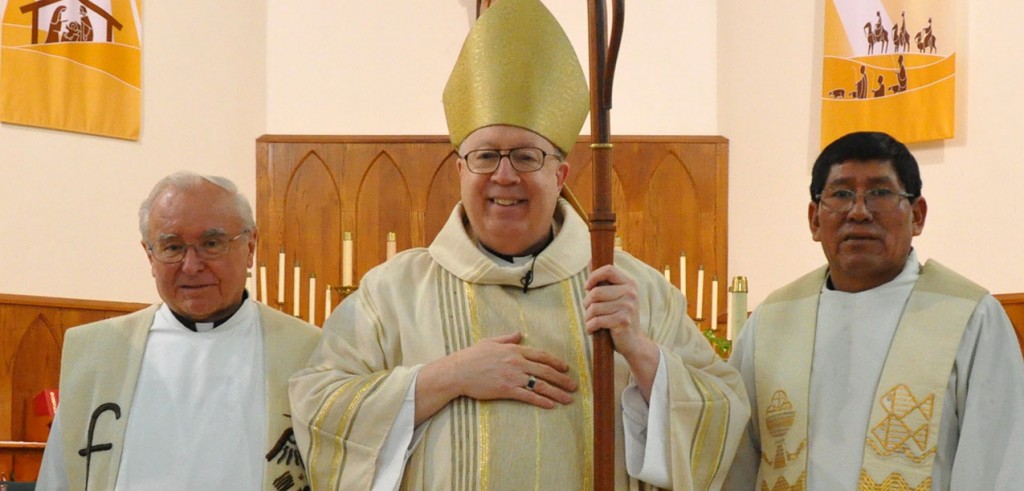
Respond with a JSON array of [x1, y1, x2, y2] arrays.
[[256, 135, 729, 332], [995, 293, 1024, 358], [0, 293, 147, 482]]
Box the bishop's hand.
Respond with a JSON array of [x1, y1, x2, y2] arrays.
[[584, 264, 661, 401], [415, 332, 578, 424]]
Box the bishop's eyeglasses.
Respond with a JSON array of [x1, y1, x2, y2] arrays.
[[148, 230, 250, 263], [815, 188, 915, 214], [460, 147, 561, 174]]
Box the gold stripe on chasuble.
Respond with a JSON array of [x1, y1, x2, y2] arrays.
[[464, 282, 492, 491], [447, 273, 594, 490], [688, 370, 730, 491], [440, 271, 479, 490], [565, 275, 594, 490], [307, 371, 389, 490]]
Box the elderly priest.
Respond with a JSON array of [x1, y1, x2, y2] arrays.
[[37, 171, 321, 490]]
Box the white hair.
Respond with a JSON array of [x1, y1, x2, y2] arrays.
[[138, 171, 256, 240]]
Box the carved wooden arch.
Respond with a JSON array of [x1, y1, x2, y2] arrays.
[[256, 135, 728, 330]]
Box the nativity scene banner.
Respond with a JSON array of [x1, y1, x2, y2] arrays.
[[821, 0, 954, 145], [1, 0, 142, 140]]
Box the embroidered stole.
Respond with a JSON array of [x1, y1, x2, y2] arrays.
[[60, 303, 319, 490], [753, 260, 985, 491]]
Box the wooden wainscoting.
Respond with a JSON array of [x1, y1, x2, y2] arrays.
[[0, 293, 147, 482], [256, 135, 729, 331]]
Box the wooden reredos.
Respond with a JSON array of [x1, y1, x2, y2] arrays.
[[256, 135, 729, 331]]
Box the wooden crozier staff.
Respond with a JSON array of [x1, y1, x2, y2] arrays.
[[474, 1, 624, 484], [587, 0, 625, 488]]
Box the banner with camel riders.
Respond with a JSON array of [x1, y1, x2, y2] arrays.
[[821, 0, 953, 145], [1, 0, 142, 140]]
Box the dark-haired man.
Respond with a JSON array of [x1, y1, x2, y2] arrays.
[[725, 132, 1024, 490]]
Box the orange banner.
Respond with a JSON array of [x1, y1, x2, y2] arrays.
[[1, 0, 142, 140], [821, 0, 954, 146]]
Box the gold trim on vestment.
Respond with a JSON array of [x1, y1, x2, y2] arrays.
[[562, 279, 593, 490], [754, 260, 985, 490], [306, 370, 390, 491], [308, 377, 360, 487], [761, 472, 807, 491], [689, 370, 731, 490], [865, 384, 937, 463], [440, 271, 480, 490], [333, 377, 389, 487], [517, 298, 545, 491], [466, 282, 491, 491], [330, 373, 388, 489], [857, 469, 931, 491]]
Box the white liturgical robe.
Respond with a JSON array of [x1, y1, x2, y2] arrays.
[[290, 200, 750, 490], [725, 252, 1024, 490], [38, 299, 320, 490]]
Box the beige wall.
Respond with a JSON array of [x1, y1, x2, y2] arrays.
[[265, 1, 718, 134], [2, 1, 1021, 309], [720, 0, 1023, 305], [0, 1, 266, 303]]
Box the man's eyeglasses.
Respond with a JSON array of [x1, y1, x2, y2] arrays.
[[460, 147, 561, 174], [815, 188, 915, 213], [148, 231, 250, 263]]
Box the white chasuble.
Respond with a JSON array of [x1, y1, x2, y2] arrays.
[[745, 255, 983, 489], [290, 200, 748, 490], [43, 300, 320, 491], [114, 303, 267, 489], [726, 255, 1024, 491]]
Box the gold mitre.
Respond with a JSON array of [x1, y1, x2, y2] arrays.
[[443, 0, 589, 154]]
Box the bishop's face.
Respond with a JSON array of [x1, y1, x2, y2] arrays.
[[457, 125, 569, 256], [143, 182, 256, 322]]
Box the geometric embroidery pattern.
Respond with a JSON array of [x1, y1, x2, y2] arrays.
[[866, 384, 936, 463], [857, 469, 931, 491], [759, 390, 807, 470], [760, 471, 807, 491]]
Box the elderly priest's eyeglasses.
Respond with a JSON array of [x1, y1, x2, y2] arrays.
[[815, 188, 915, 214], [460, 147, 561, 174], [148, 231, 250, 263]]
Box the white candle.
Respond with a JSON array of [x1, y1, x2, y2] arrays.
[[729, 276, 749, 341], [386, 232, 397, 260], [696, 266, 705, 321], [308, 274, 316, 324], [325, 284, 332, 322], [246, 270, 255, 298], [727, 284, 734, 340], [614, 236, 623, 251], [710, 275, 719, 332], [277, 249, 286, 305], [663, 265, 671, 282], [342, 231, 354, 286], [679, 252, 687, 297], [293, 262, 301, 317], [259, 264, 268, 304]]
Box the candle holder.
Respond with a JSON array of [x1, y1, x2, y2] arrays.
[[332, 285, 359, 300]]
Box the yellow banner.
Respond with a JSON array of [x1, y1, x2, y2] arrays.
[[1, 0, 142, 140], [821, 0, 954, 146]]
